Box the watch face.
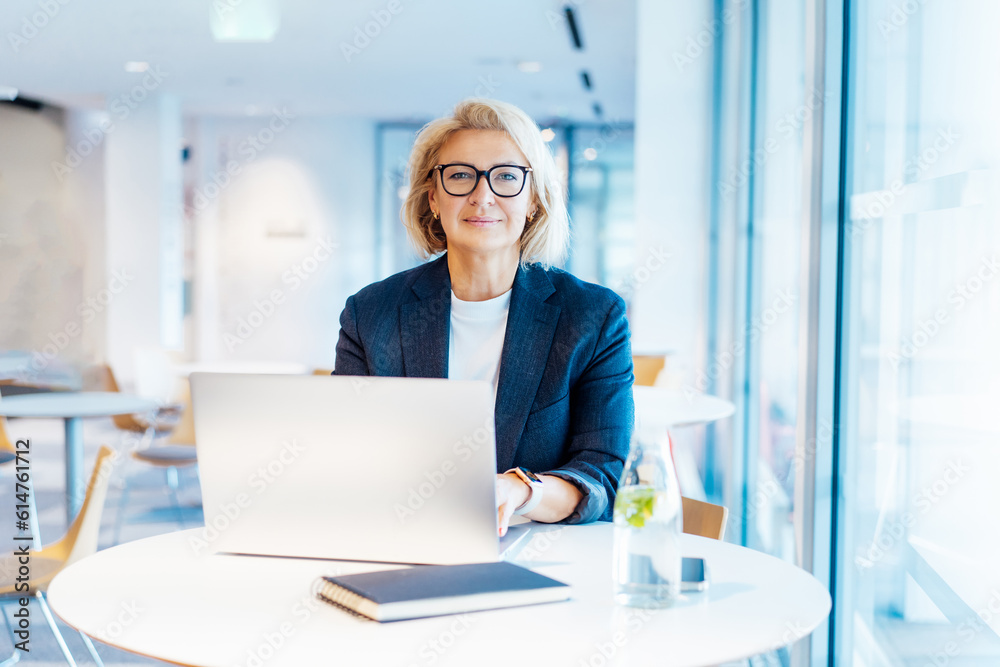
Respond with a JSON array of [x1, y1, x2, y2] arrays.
[[518, 467, 542, 484]]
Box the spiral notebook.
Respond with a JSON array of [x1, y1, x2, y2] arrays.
[[316, 561, 571, 622]]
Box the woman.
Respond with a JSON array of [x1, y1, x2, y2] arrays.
[[334, 99, 634, 535]]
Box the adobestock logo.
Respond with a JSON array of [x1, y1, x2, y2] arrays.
[[95, 601, 143, 643], [850, 127, 959, 234], [855, 460, 969, 569], [188, 439, 306, 556], [887, 254, 999, 370], [403, 615, 476, 667], [671, 0, 751, 72], [393, 416, 494, 524], [685, 287, 797, 399], [616, 245, 672, 301], [923, 588, 1000, 667], [7, 0, 72, 53], [191, 107, 295, 212], [340, 0, 404, 63], [51, 66, 169, 182], [16, 269, 134, 382], [223, 236, 337, 351]]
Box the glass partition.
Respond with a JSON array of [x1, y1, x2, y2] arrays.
[[835, 0, 1000, 663]]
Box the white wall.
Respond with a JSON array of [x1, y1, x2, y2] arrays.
[[0, 103, 103, 383], [188, 114, 377, 370], [631, 0, 714, 386], [0, 101, 381, 384], [104, 94, 185, 382]]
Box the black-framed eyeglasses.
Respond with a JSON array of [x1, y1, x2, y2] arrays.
[[432, 163, 532, 198]]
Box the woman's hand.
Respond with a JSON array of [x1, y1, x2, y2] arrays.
[[495, 473, 585, 535], [495, 473, 531, 537]]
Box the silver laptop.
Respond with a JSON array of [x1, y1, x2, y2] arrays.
[[190, 372, 529, 565]]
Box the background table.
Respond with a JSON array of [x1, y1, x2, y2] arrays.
[[0, 391, 157, 522], [49, 523, 831, 666], [633, 386, 736, 501], [172, 361, 309, 376], [632, 386, 736, 429]]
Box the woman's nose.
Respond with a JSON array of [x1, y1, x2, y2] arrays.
[[469, 174, 496, 205]]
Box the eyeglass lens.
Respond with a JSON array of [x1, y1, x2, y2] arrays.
[[440, 165, 526, 197]]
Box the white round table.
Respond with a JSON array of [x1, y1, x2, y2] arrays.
[[49, 524, 830, 666], [633, 386, 736, 429], [0, 392, 157, 522]]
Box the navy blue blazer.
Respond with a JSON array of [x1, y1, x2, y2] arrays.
[[334, 254, 634, 523]]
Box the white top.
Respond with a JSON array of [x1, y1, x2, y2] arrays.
[[47, 524, 831, 667], [0, 391, 157, 418], [447, 289, 511, 395]]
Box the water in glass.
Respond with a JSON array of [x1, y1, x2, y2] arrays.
[[612, 429, 683, 608]]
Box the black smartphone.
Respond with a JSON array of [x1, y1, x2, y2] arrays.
[[681, 557, 708, 592]]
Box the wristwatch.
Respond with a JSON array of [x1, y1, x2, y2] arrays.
[[505, 467, 544, 515]]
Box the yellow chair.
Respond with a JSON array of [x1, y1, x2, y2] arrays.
[[632, 355, 666, 386], [132, 377, 197, 463], [112, 379, 199, 544], [681, 496, 730, 541], [312, 368, 335, 376], [0, 417, 17, 466], [82, 364, 181, 437], [0, 445, 116, 666]]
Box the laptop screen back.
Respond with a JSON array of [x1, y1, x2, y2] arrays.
[[190, 373, 499, 565]]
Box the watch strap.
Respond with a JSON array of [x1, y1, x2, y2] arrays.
[[505, 467, 543, 515]]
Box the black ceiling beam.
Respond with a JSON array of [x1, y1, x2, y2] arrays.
[[564, 6, 584, 50], [0, 95, 44, 111]]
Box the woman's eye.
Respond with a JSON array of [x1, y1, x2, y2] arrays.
[[448, 172, 472, 180]]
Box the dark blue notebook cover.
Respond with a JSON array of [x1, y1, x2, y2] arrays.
[[324, 561, 567, 604]]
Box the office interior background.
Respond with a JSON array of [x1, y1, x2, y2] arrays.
[[1, 0, 998, 664]]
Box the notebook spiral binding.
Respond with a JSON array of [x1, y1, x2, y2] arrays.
[[316, 579, 375, 621]]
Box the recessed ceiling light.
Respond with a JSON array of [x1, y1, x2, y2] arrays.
[[517, 61, 542, 73], [211, 0, 280, 42], [540, 128, 556, 142], [124, 61, 149, 73], [584, 148, 598, 161]]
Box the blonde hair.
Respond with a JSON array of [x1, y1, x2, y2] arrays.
[[401, 98, 569, 268]]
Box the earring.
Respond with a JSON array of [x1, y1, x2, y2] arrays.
[[432, 210, 439, 219]]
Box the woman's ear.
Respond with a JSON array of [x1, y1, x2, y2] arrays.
[[427, 187, 438, 218]]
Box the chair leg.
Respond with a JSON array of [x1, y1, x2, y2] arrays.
[[111, 475, 130, 547], [165, 466, 186, 527], [35, 591, 78, 666], [0, 602, 21, 666], [79, 631, 104, 667]]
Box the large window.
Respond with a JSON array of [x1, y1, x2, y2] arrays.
[[706, 1, 1000, 663], [742, 0, 807, 564], [835, 0, 1000, 663]]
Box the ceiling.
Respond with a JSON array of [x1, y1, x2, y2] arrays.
[[0, 0, 637, 122]]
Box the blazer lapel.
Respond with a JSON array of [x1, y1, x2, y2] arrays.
[[494, 265, 560, 471], [400, 256, 451, 379]]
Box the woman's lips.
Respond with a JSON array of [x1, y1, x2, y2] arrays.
[[464, 217, 500, 227]]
